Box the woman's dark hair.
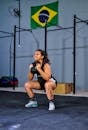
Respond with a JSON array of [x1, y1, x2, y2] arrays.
[[35, 49, 50, 64]]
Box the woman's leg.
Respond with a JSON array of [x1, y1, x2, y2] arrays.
[[24, 81, 41, 108], [45, 81, 57, 110], [45, 81, 56, 100], [24, 81, 41, 98]]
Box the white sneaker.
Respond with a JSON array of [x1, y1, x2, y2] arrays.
[[48, 101, 55, 111], [25, 101, 38, 108]]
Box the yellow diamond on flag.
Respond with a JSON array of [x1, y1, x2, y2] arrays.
[[32, 6, 57, 27]]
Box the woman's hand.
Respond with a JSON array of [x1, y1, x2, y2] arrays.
[[36, 63, 41, 70]]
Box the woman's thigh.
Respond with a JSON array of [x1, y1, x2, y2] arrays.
[[45, 81, 57, 90], [27, 80, 41, 89]]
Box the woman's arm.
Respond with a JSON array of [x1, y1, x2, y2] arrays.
[[27, 71, 34, 81], [27, 64, 34, 80], [36, 63, 51, 81]]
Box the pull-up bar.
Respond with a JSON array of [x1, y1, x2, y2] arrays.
[[0, 30, 13, 38], [0, 30, 13, 35], [75, 16, 88, 24]]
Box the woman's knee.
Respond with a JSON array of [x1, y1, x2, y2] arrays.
[[24, 82, 31, 90], [45, 82, 52, 92]]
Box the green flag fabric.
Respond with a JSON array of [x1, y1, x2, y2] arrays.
[[31, 1, 58, 29]]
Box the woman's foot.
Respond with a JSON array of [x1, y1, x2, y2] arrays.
[[25, 100, 38, 108], [48, 101, 55, 111]]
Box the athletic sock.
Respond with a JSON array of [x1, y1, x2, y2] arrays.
[[49, 99, 55, 103], [30, 96, 36, 101]]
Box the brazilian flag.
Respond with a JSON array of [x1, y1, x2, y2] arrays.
[[31, 1, 58, 29]]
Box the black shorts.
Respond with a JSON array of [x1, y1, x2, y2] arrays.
[[38, 79, 46, 90], [38, 77, 57, 90]]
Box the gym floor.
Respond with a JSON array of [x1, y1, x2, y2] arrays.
[[0, 87, 88, 130]]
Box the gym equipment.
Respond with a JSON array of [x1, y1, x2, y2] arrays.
[[0, 76, 18, 87]]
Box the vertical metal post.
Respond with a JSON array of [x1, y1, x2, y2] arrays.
[[18, 0, 21, 45], [45, 22, 47, 53], [13, 25, 16, 90], [73, 15, 76, 94], [9, 42, 12, 76]]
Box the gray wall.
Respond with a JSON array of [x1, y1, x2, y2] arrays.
[[0, 0, 88, 91]]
